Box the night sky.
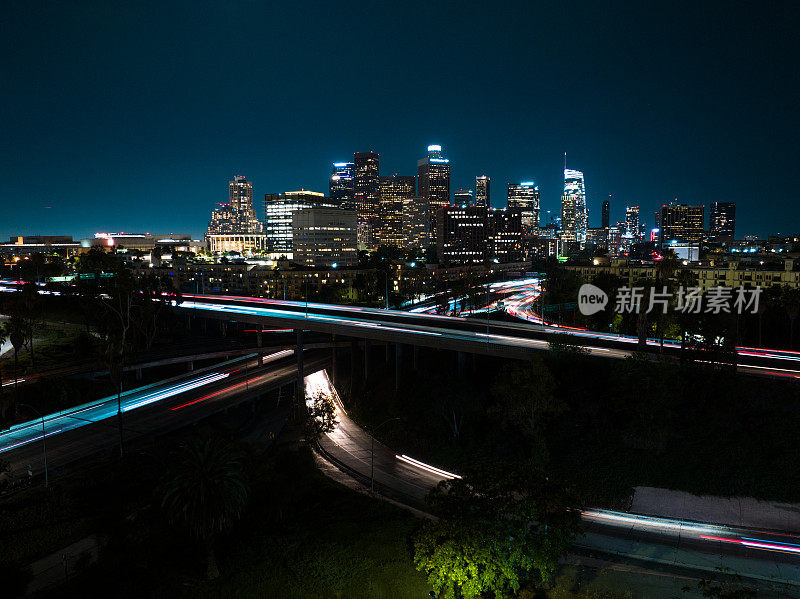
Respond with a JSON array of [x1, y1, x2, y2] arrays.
[[2, 1, 798, 242]]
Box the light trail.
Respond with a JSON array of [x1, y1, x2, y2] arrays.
[[396, 454, 462, 479], [0, 352, 289, 455]]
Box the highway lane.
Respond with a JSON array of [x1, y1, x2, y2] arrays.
[[309, 371, 800, 587], [0, 351, 329, 482], [306, 371, 457, 505], [178, 294, 800, 378]]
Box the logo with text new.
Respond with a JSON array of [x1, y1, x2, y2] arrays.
[[578, 284, 608, 316]]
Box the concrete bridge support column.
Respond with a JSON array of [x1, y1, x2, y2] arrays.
[[220, 321, 227, 337], [256, 327, 263, 348], [364, 339, 371, 380], [458, 351, 467, 377], [187, 360, 194, 372], [395, 343, 403, 391], [136, 368, 142, 381]]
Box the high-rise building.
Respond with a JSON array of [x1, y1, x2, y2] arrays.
[[488, 208, 523, 263], [507, 181, 540, 232], [329, 162, 355, 210], [709, 202, 736, 243], [207, 175, 263, 239], [353, 151, 380, 246], [561, 168, 587, 244], [377, 174, 416, 246], [402, 196, 430, 248], [292, 208, 358, 268], [229, 175, 253, 213], [454, 189, 473, 206], [625, 206, 640, 239], [437, 206, 487, 265], [417, 144, 451, 244], [602, 197, 610, 229], [659, 202, 704, 247], [264, 190, 335, 254], [475, 175, 490, 208]]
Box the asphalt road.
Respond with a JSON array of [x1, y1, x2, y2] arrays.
[[310, 371, 800, 590], [0, 350, 329, 482], [178, 293, 800, 379]]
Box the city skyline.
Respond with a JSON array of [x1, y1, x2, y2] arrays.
[[2, 2, 798, 241]]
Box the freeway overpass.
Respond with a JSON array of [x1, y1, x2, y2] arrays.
[[178, 293, 800, 379], [0, 349, 330, 485]]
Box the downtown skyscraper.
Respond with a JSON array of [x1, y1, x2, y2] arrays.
[[377, 174, 416, 246], [561, 167, 587, 244], [329, 162, 355, 210], [417, 144, 451, 243], [507, 181, 540, 232], [709, 201, 736, 243], [353, 151, 380, 246], [208, 175, 263, 236], [475, 175, 490, 208]]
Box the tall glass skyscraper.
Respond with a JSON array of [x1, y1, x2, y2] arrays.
[[475, 175, 490, 208], [417, 144, 451, 244], [353, 151, 380, 246], [507, 181, 540, 232], [329, 162, 355, 210], [561, 169, 587, 244]]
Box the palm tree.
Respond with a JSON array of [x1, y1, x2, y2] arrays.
[[161, 439, 250, 580]]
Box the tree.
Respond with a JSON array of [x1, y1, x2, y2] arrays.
[[18, 283, 42, 367], [161, 439, 250, 580], [303, 391, 338, 443], [491, 358, 563, 442], [97, 266, 138, 455], [137, 274, 182, 350], [414, 460, 579, 599]]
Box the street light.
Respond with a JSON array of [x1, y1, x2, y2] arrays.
[[370, 417, 402, 493], [20, 403, 48, 488]]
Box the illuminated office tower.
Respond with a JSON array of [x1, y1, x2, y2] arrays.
[[659, 202, 704, 247], [454, 189, 473, 206], [625, 205, 640, 238], [353, 151, 380, 246], [561, 168, 587, 244], [263, 190, 335, 254], [377, 174, 416, 246], [488, 208, 523, 262], [437, 206, 487, 265], [602, 197, 610, 229], [292, 208, 358, 268], [402, 196, 430, 248], [709, 202, 736, 243], [329, 162, 355, 210], [475, 175, 490, 208], [417, 144, 451, 243], [507, 181, 540, 232]]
